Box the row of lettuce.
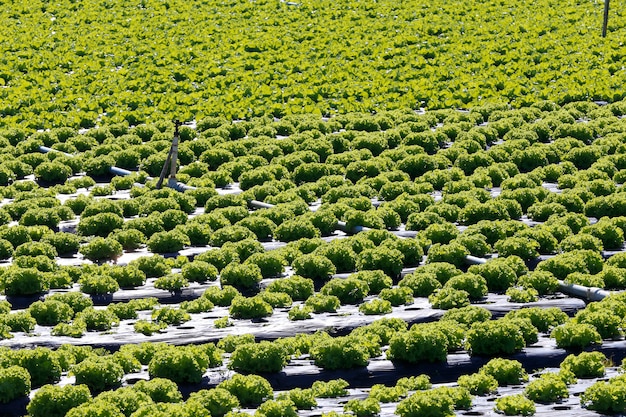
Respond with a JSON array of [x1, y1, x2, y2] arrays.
[[1, 314, 625, 416], [4, 270, 626, 356]]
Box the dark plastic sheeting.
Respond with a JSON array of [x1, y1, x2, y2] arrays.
[[0, 294, 585, 350]]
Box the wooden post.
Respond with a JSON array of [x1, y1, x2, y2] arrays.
[[156, 120, 181, 189], [168, 121, 181, 181], [602, 0, 610, 37]]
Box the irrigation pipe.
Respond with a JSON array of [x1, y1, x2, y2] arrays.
[[465, 255, 488, 265], [38, 146, 73, 157], [248, 200, 276, 210], [463, 254, 614, 302], [556, 281, 612, 302]]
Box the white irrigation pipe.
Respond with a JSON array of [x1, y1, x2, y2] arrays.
[[39, 146, 72, 157], [462, 254, 613, 302], [108, 166, 135, 177], [465, 255, 488, 265], [162, 178, 196, 192], [248, 200, 276, 210], [556, 281, 612, 302], [336, 220, 369, 234]]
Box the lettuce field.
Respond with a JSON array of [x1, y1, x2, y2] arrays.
[[2, 0, 626, 127], [3, 0, 626, 416]]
